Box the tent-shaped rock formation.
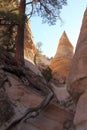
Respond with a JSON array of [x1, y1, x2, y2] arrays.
[[50, 31, 73, 84]]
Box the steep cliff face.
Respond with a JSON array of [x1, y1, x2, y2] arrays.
[[50, 31, 73, 84], [67, 8, 87, 130], [24, 21, 36, 63], [67, 8, 87, 98]]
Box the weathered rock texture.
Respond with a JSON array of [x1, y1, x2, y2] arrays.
[[50, 31, 73, 83], [0, 46, 74, 130], [67, 8, 87, 130], [24, 21, 36, 63], [0, 70, 43, 130], [0, 19, 36, 63], [11, 103, 74, 130], [67, 8, 87, 98]]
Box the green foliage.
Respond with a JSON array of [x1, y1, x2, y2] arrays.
[[0, 11, 27, 27], [36, 42, 42, 55], [0, 10, 26, 51], [1, 27, 16, 51], [34, 42, 43, 64], [0, 0, 67, 66], [0, 9, 27, 50], [27, 0, 67, 25], [0, 0, 16, 9], [36, 42, 42, 59], [42, 67, 52, 82]]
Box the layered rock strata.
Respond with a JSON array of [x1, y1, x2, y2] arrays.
[[24, 21, 36, 63], [50, 31, 73, 84], [0, 46, 74, 130], [67, 8, 87, 130], [67, 8, 87, 99]]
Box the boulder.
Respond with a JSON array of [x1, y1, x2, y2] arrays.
[[50, 31, 73, 83]]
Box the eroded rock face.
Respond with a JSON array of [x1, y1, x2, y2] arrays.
[[67, 8, 87, 130], [0, 89, 14, 127], [67, 8, 87, 99], [74, 90, 87, 130], [0, 69, 43, 130], [0, 46, 74, 130], [50, 31, 73, 84], [24, 21, 36, 63], [11, 103, 74, 130], [55, 31, 73, 58]]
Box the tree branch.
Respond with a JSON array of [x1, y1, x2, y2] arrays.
[[6, 91, 53, 130], [17, 91, 53, 130], [2, 64, 54, 130], [26, 1, 33, 5], [27, 2, 34, 19]]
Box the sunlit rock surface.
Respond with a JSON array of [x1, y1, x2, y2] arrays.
[[50, 31, 73, 84], [24, 21, 36, 63]]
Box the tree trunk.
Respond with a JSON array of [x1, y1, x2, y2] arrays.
[[34, 53, 37, 65], [15, 0, 26, 66]]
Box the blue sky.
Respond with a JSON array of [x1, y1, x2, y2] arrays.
[[29, 0, 87, 58]]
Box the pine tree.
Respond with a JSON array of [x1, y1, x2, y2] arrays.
[[15, 0, 26, 66], [0, 0, 18, 50], [0, 0, 67, 66]]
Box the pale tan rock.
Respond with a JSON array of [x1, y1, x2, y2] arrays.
[[0, 72, 43, 130], [50, 82, 70, 101], [0, 46, 74, 130], [24, 21, 36, 63], [0, 69, 74, 130], [74, 90, 87, 130], [11, 103, 73, 130], [67, 8, 87, 98], [50, 31, 73, 83], [67, 8, 87, 130], [55, 31, 73, 58], [76, 122, 87, 130], [24, 23, 43, 76], [25, 59, 42, 76]]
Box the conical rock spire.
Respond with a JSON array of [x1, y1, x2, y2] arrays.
[[50, 31, 73, 84], [55, 31, 73, 58]]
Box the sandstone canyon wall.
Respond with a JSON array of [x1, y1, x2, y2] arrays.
[[24, 21, 36, 63], [67, 8, 87, 130], [50, 31, 73, 84], [24, 22, 50, 66], [0, 46, 74, 130]]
